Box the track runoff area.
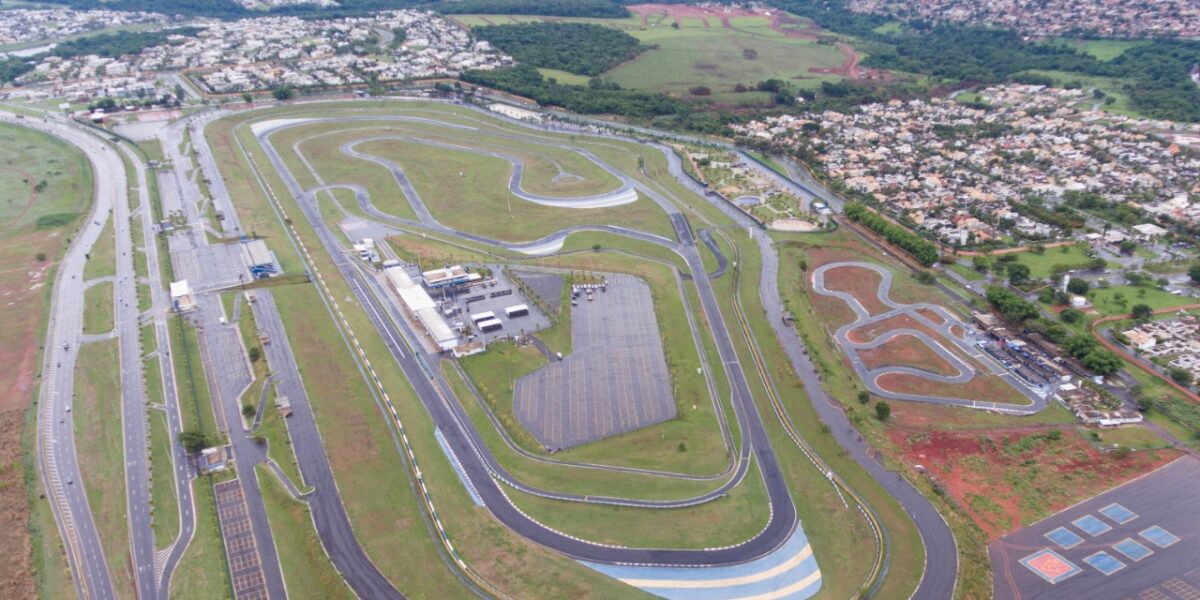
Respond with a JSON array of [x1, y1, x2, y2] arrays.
[[244, 101, 828, 599]]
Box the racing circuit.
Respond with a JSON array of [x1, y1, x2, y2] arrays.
[[250, 109, 809, 574], [196, 99, 961, 600], [812, 261, 1045, 414]]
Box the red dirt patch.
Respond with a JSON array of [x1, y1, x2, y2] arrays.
[[889, 428, 1180, 539], [876, 370, 1030, 406], [858, 333, 959, 377], [820, 265, 889, 316], [847, 314, 940, 344], [916, 307, 945, 325]]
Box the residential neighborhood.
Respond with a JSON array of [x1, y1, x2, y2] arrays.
[[849, 0, 1200, 39], [0, 7, 167, 48], [733, 84, 1200, 247], [7, 10, 510, 95]]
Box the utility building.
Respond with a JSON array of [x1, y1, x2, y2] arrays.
[[385, 265, 459, 351]]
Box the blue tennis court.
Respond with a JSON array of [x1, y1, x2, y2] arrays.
[[1140, 525, 1181, 548], [1083, 551, 1126, 576], [1073, 514, 1113, 537], [1112, 538, 1153, 562], [1100, 503, 1138, 524], [1044, 527, 1084, 549]]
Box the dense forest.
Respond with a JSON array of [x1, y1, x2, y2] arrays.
[[434, 0, 628, 18], [461, 63, 684, 119], [473, 23, 645, 76]]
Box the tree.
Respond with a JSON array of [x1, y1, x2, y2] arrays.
[[1169, 367, 1193, 386], [35, 252, 46, 262], [242, 404, 257, 418], [1067, 278, 1090, 295], [241, 92, 253, 104], [248, 346, 261, 363], [1189, 264, 1200, 284], [1089, 257, 1108, 271], [689, 86, 712, 96], [271, 86, 295, 101], [915, 270, 935, 285], [1007, 262, 1032, 286], [971, 256, 990, 272], [178, 430, 210, 454], [1060, 308, 1083, 324], [874, 400, 891, 422], [1081, 349, 1122, 375], [857, 390, 870, 404], [1131, 304, 1154, 320], [1031, 243, 1046, 255], [1119, 240, 1137, 255]]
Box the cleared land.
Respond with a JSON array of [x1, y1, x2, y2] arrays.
[[890, 427, 1179, 538], [0, 121, 91, 599], [454, 9, 855, 103]]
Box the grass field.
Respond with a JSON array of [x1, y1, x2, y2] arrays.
[[169, 317, 220, 441], [536, 67, 590, 86], [455, 12, 852, 102], [82, 280, 114, 334], [256, 464, 353, 600], [1049, 38, 1150, 61], [0, 121, 92, 600], [73, 339, 135, 597], [1013, 69, 1143, 117], [83, 216, 116, 280], [1088, 284, 1196, 316], [269, 119, 674, 243], [1011, 244, 1094, 279]]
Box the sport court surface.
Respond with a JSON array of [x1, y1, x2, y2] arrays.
[[213, 479, 268, 600], [514, 274, 674, 450], [991, 456, 1200, 600]]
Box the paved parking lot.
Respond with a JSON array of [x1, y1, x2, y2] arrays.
[[514, 274, 674, 449], [509, 269, 564, 314], [449, 265, 551, 339], [991, 457, 1200, 600], [214, 479, 268, 600]]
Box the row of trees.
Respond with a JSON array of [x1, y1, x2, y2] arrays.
[[473, 22, 646, 77], [985, 285, 1040, 322], [844, 203, 939, 266]]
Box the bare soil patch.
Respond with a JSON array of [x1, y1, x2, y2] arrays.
[[876, 370, 1030, 406], [858, 333, 958, 377], [820, 265, 889, 316], [889, 428, 1179, 539]]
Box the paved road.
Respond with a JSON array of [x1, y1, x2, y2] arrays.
[[812, 261, 1047, 414], [13, 113, 120, 600], [249, 290, 403, 598], [119, 140, 198, 596], [160, 114, 289, 600]]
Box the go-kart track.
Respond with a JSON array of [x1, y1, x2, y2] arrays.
[[812, 261, 1045, 414], [217, 100, 958, 600]]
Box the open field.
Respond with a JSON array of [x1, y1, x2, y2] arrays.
[[82, 280, 113, 334], [889, 427, 1179, 538], [0, 121, 92, 599], [1088, 285, 1196, 316], [1010, 244, 1094, 280], [73, 339, 134, 597], [453, 9, 857, 103], [1049, 37, 1150, 61], [269, 118, 675, 243], [83, 216, 115, 280], [858, 333, 959, 376]]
